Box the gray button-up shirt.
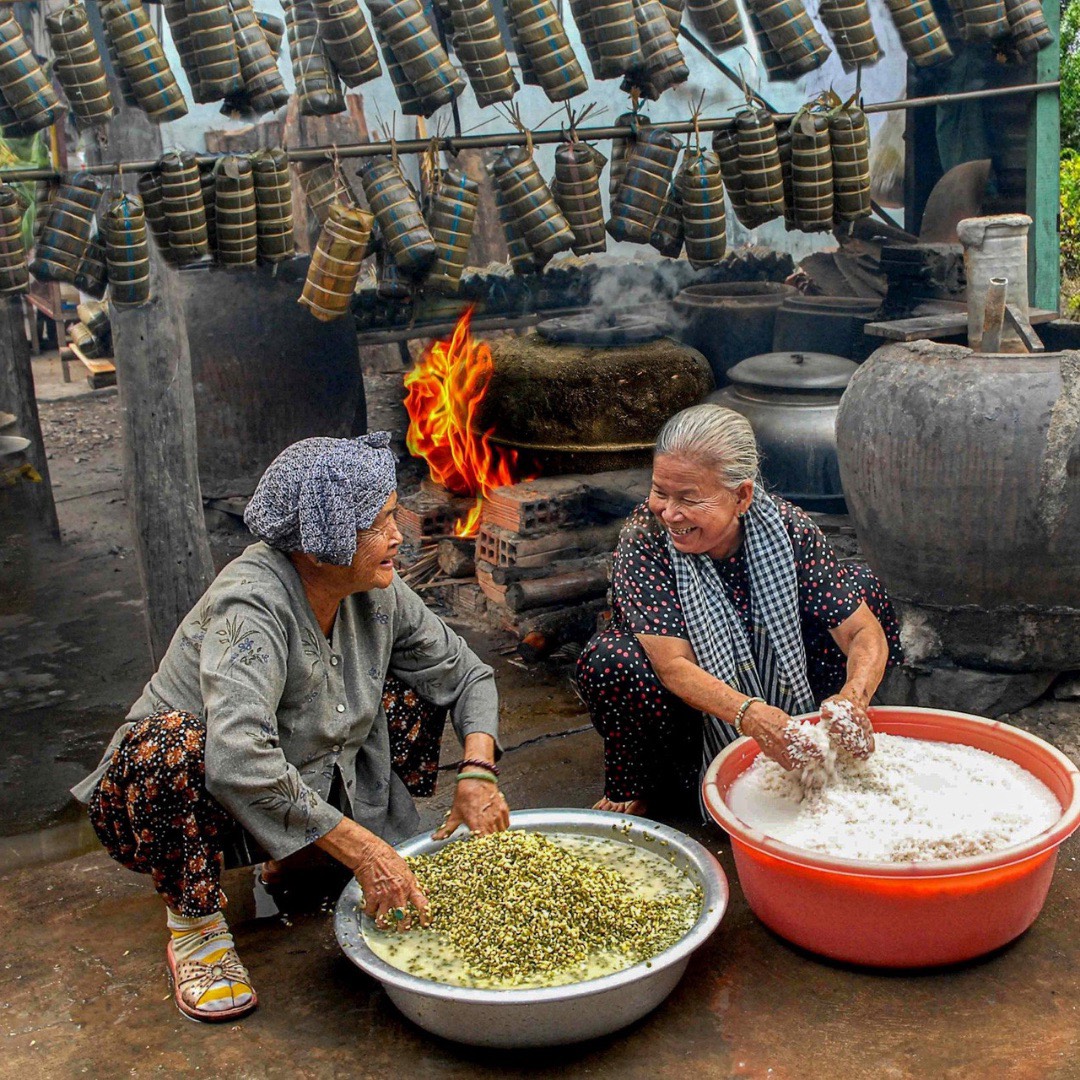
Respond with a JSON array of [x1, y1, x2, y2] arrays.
[[73, 543, 500, 859]]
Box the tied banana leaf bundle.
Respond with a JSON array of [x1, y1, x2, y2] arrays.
[[74, 234, 109, 299], [505, 0, 588, 102], [566, 0, 603, 78], [33, 181, 55, 244], [162, 0, 210, 103], [30, 173, 103, 286], [229, 0, 290, 114], [685, 0, 745, 50], [610, 111, 650, 195], [552, 141, 608, 256], [0, 185, 28, 295], [285, 0, 345, 116], [300, 202, 373, 321], [446, 0, 518, 107], [491, 144, 575, 264], [659, 0, 686, 31], [607, 125, 680, 244], [137, 170, 172, 259], [375, 231, 414, 299], [70, 321, 104, 359], [312, 0, 381, 86], [790, 107, 834, 231], [185, 0, 243, 102], [649, 181, 683, 257], [159, 149, 210, 263], [0, 9, 62, 133], [199, 159, 218, 250], [104, 193, 151, 306], [819, 0, 881, 69], [45, 3, 117, 128], [743, 0, 830, 78], [251, 148, 295, 263], [257, 11, 286, 56], [882, 0, 953, 66], [493, 182, 540, 275], [829, 102, 871, 223], [626, 0, 689, 100], [369, 16, 424, 115], [214, 154, 258, 266], [357, 156, 438, 274], [1003, 0, 1054, 56], [951, 0, 1009, 42], [368, 0, 464, 115], [102, 0, 189, 122], [295, 160, 359, 226], [675, 147, 727, 267], [735, 106, 785, 223], [426, 167, 480, 295], [586, 0, 644, 80], [77, 299, 111, 345], [712, 124, 758, 229], [775, 123, 797, 231], [105, 29, 140, 108]]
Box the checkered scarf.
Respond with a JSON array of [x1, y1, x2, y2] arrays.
[[665, 489, 816, 772]]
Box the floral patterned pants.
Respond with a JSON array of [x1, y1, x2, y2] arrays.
[[88, 677, 448, 917]]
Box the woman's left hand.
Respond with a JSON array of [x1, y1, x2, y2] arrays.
[[820, 692, 875, 758], [432, 779, 510, 840]]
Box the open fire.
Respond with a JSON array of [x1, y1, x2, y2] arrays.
[[404, 307, 527, 537]]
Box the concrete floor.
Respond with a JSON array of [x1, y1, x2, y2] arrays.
[[3, 353, 1080, 1077]]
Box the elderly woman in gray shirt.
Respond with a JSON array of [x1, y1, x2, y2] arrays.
[[73, 434, 508, 1023]]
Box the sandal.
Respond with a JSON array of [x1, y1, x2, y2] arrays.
[[166, 940, 258, 1023]]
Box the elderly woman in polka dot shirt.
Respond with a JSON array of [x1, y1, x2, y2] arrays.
[[577, 404, 902, 816]]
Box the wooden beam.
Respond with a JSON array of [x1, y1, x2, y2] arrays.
[[1026, 0, 1060, 312], [111, 253, 214, 665], [0, 295, 59, 537]]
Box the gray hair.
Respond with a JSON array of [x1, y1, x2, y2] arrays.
[[654, 404, 760, 490]]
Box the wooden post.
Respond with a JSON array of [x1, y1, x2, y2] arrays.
[[0, 295, 59, 537], [1026, 0, 1060, 312], [111, 254, 215, 665]]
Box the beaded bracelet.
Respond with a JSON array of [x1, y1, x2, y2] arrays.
[[459, 757, 499, 777], [456, 770, 498, 784], [733, 696, 765, 737]]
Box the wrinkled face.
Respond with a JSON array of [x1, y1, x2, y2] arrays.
[[346, 491, 401, 592], [647, 454, 753, 558]]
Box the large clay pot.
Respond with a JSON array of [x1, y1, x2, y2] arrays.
[[478, 314, 714, 474], [836, 341, 1080, 671], [771, 294, 881, 361], [708, 351, 858, 514], [671, 282, 795, 386]]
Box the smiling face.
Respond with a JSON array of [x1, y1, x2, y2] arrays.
[[647, 453, 754, 559]]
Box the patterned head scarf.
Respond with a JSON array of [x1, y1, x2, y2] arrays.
[[244, 434, 397, 565]]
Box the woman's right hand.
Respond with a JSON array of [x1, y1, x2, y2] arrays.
[[352, 835, 431, 931], [741, 702, 823, 772]]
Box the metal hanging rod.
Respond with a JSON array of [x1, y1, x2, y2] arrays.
[[0, 80, 1057, 182]]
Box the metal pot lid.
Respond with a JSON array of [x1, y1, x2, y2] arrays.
[[728, 351, 859, 392], [536, 312, 665, 346]]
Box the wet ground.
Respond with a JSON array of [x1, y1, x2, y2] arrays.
[[2, 352, 1079, 1077]]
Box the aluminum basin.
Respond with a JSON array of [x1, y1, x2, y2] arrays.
[[333, 808, 728, 1048]]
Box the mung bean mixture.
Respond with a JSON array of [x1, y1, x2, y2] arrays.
[[362, 830, 702, 989]]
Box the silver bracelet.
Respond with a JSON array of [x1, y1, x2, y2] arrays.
[[733, 696, 765, 737]]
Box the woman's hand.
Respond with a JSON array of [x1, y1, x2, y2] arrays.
[[742, 702, 824, 772], [820, 692, 875, 758], [352, 834, 431, 931], [432, 778, 510, 840]]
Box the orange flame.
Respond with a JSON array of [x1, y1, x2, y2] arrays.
[[404, 307, 522, 538]]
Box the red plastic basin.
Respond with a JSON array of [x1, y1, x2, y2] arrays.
[[702, 706, 1080, 968]]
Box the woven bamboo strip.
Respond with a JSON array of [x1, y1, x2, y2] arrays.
[[610, 111, 650, 195], [186, 0, 243, 100], [230, 0, 290, 113], [607, 125, 680, 243], [588, 0, 644, 79], [0, 10, 62, 132], [286, 0, 345, 116], [30, 173, 102, 285], [790, 111, 833, 231], [954, 0, 1009, 41], [829, 105, 871, 222], [368, 0, 464, 112], [104, 193, 151, 306], [736, 107, 784, 221], [163, 0, 210, 102], [137, 170, 172, 258], [313, 0, 381, 86], [447, 0, 518, 107], [675, 148, 726, 267], [505, 0, 588, 102], [552, 141, 607, 255], [686, 0, 745, 50], [74, 234, 109, 299], [775, 124, 796, 231], [251, 148, 295, 262], [882, 0, 953, 66], [649, 182, 683, 257], [357, 155, 438, 273], [566, 0, 603, 78], [46, 4, 117, 129], [300, 201, 373, 320], [630, 0, 689, 100], [1003, 0, 1053, 56], [102, 0, 189, 122], [491, 144, 575, 262], [493, 181, 539, 274], [0, 185, 27, 295], [159, 149, 210, 262], [744, 0, 830, 77], [426, 167, 479, 294], [213, 155, 258, 265], [819, 0, 880, 68]]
